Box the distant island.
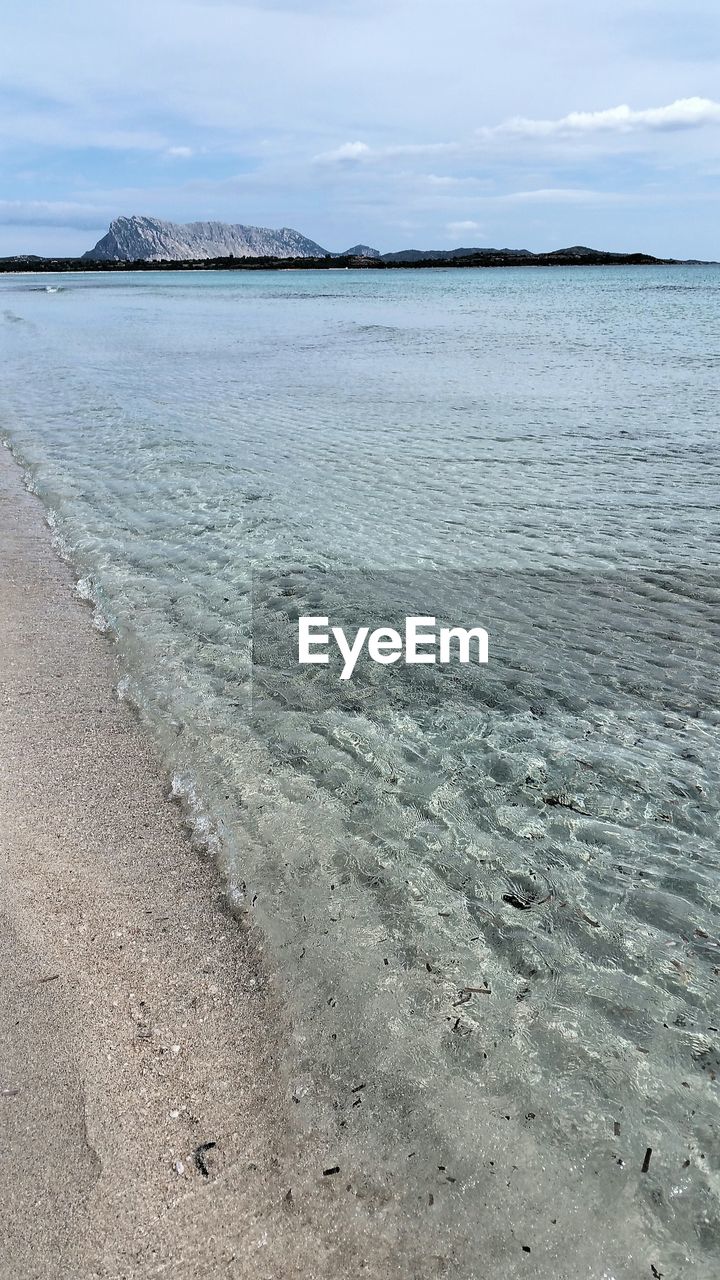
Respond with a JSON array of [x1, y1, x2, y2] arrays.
[[0, 214, 708, 271]]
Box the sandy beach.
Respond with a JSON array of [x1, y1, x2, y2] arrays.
[[0, 444, 293, 1276], [0, 446, 431, 1279]]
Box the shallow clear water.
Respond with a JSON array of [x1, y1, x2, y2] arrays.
[[1, 266, 719, 1276]]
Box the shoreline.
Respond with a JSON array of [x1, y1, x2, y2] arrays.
[[0, 446, 395, 1278], [0, 444, 483, 1280], [0, 254, 712, 276], [0, 444, 293, 1275]]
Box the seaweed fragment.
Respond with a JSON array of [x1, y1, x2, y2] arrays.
[[543, 794, 589, 815], [503, 893, 549, 911], [194, 1141, 217, 1178]]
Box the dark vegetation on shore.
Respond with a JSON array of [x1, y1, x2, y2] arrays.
[[0, 248, 706, 273]]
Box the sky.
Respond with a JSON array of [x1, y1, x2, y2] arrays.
[[1, 0, 719, 258]]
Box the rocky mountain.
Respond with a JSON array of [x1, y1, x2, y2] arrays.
[[83, 215, 330, 261]]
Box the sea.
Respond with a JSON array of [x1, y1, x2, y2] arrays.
[[1, 265, 718, 1277]]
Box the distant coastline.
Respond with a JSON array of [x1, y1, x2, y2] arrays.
[[0, 248, 709, 273], [2, 215, 709, 271]]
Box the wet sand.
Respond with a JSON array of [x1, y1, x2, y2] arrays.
[[0, 444, 295, 1276]]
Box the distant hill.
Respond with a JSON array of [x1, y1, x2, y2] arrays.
[[83, 215, 330, 262], [379, 244, 664, 264], [0, 254, 46, 265], [341, 244, 382, 259], [379, 246, 687, 268], [383, 246, 533, 263]]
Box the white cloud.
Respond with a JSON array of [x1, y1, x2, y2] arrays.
[[166, 145, 194, 158], [424, 174, 468, 187], [384, 142, 459, 158], [446, 219, 484, 236], [315, 140, 371, 162], [315, 139, 459, 163], [497, 188, 625, 204], [488, 97, 720, 139], [315, 98, 720, 172]]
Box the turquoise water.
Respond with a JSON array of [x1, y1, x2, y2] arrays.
[[1, 267, 719, 1277]]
